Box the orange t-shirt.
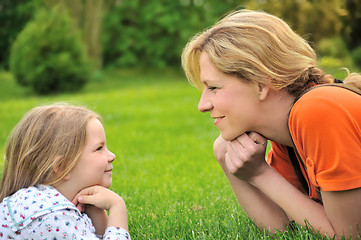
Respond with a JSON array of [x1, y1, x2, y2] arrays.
[[267, 86, 361, 200]]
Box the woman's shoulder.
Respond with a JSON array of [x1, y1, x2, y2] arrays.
[[291, 85, 361, 120], [289, 84, 361, 145], [297, 85, 361, 107]]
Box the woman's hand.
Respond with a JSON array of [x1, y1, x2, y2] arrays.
[[213, 135, 229, 164], [213, 133, 291, 232], [225, 132, 269, 182]]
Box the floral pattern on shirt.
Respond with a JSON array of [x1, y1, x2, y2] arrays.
[[0, 185, 130, 240]]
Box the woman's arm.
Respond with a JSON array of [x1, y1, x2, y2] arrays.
[[250, 164, 334, 234], [322, 189, 361, 239], [225, 132, 361, 239], [251, 166, 361, 238], [214, 135, 290, 232]]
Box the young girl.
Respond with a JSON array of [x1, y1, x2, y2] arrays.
[[182, 9, 361, 239], [0, 104, 131, 239]]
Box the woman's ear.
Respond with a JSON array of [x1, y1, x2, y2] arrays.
[[258, 83, 270, 101]]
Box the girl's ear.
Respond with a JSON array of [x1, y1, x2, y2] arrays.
[[53, 156, 70, 180], [63, 173, 70, 180]]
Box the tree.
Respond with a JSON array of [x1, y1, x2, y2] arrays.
[[44, 0, 109, 69]]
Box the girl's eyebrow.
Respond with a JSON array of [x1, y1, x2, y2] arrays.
[[201, 80, 209, 85], [94, 140, 105, 146]]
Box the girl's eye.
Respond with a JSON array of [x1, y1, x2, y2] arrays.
[[96, 146, 103, 151]]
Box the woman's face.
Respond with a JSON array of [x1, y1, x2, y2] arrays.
[[198, 52, 263, 141]]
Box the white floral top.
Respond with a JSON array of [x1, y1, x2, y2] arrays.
[[0, 185, 131, 240]]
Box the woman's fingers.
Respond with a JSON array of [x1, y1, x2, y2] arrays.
[[247, 132, 268, 146], [235, 132, 267, 149], [226, 154, 245, 174], [225, 132, 268, 180]]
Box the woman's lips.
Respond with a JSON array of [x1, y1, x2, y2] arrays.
[[213, 116, 225, 125]]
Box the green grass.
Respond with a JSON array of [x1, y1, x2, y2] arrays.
[[0, 69, 330, 239]]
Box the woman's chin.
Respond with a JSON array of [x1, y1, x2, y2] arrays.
[[221, 131, 248, 141], [220, 132, 237, 141]]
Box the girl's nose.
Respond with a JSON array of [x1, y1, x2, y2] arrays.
[[198, 90, 213, 112], [108, 149, 116, 162]]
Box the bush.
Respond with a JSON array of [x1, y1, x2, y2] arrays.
[[318, 56, 345, 69], [317, 37, 349, 59], [9, 6, 91, 94], [351, 45, 361, 68]]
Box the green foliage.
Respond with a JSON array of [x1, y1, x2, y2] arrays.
[[351, 45, 361, 68], [9, 6, 91, 94], [0, 0, 41, 70], [246, 0, 361, 55], [319, 57, 345, 70], [246, 0, 345, 43], [317, 36, 349, 59], [344, 0, 361, 50], [3, 0, 360, 70], [101, 0, 242, 68]]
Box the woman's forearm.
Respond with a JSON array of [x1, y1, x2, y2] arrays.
[[218, 157, 290, 232], [250, 166, 335, 236], [214, 135, 290, 232]]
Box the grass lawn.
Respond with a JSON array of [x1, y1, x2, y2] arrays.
[[0, 68, 329, 239]]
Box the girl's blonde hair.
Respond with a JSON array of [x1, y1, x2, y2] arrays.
[[181, 9, 361, 96], [0, 104, 101, 201]]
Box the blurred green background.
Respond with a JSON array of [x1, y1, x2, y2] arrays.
[[0, 0, 360, 239], [1, 0, 361, 84]]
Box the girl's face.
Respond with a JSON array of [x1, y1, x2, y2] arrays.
[[68, 117, 115, 190], [198, 52, 263, 141]]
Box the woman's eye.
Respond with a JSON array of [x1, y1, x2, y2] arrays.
[[208, 86, 217, 91], [96, 146, 103, 151]]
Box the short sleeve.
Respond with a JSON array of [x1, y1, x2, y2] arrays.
[[103, 226, 131, 240], [289, 86, 361, 191]]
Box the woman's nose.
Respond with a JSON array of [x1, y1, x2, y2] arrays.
[[198, 90, 213, 112]]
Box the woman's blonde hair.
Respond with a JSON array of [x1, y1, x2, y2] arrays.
[[0, 103, 101, 201], [181, 9, 361, 96]]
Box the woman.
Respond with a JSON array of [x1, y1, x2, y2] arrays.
[[181, 9, 361, 239]]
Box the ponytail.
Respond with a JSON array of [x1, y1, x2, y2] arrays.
[[343, 69, 361, 90]]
